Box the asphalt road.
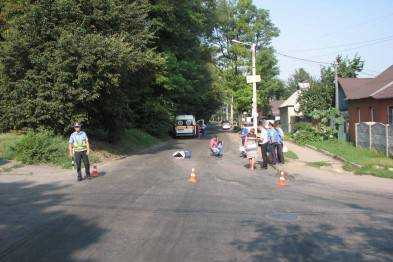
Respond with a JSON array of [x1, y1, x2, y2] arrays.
[[1, 130, 393, 261]]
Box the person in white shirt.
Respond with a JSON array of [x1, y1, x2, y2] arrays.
[[258, 121, 269, 169]]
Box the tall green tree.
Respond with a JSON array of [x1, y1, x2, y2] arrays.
[[212, 0, 281, 114], [299, 55, 365, 116], [0, 0, 157, 137], [148, 0, 221, 122], [286, 68, 314, 94]]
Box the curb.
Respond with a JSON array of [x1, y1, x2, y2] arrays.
[[304, 144, 362, 169]]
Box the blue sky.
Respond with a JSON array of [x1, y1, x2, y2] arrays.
[[254, 0, 393, 81]]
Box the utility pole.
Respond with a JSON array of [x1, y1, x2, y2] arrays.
[[251, 43, 258, 131], [231, 40, 261, 131], [230, 95, 234, 126], [334, 63, 339, 110], [334, 56, 340, 111]]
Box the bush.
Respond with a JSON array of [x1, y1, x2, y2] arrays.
[[106, 128, 160, 155], [292, 122, 323, 145], [8, 130, 71, 167]]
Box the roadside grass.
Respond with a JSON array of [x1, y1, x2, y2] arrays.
[[95, 128, 160, 156], [306, 161, 331, 168], [1, 128, 160, 170], [284, 150, 298, 159], [309, 139, 393, 178], [0, 132, 24, 161]]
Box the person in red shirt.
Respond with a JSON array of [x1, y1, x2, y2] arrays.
[[210, 135, 222, 157]]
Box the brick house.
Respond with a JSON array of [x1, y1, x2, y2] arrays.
[[338, 65, 393, 141]]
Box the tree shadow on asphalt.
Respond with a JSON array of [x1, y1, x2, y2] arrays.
[[231, 210, 393, 262], [0, 181, 108, 261], [0, 158, 8, 166]]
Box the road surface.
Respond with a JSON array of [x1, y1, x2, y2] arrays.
[[1, 130, 393, 261]]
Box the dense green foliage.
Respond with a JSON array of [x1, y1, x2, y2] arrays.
[[298, 55, 364, 115], [0, 0, 222, 138], [291, 122, 324, 145], [212, 0, 285, 115], [7, 130, 70, 167]]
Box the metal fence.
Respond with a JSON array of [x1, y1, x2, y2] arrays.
[[355, 122, 391, 156]]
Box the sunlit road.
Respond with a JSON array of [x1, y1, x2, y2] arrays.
[[1, 130, 393, 261]]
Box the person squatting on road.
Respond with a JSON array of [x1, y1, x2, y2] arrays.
[[210, 135, 223, 158], [68, 123, 91, 181], [258, 121, 269, 169], [245, 128, 258, 171]]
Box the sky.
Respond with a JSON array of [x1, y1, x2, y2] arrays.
[[254, 0, 393, 81]]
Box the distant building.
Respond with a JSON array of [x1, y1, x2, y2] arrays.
[[279, 90, 303, 133], [338, 65, 393, 141], [270, 100, 284, 121]]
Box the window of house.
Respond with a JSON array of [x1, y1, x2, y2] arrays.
[[388, 106, 393, 125], [357, 107, 361, 122], [370, 107, 375, 122]]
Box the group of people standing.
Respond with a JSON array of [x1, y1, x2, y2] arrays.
[[241, 120, 284, 171]]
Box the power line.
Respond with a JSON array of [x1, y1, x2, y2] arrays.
[[319, 11, 393, 39], [276, 51, 380, 77], [283, 35, 393, 53], [311, 37, 393, 59], [276, 51, 330, 65]]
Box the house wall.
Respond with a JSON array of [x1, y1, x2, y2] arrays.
[[348, 98, 393, 141], [338, 86, 349, 111]]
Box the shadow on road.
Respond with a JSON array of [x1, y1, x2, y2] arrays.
[[0, 181, 107, 261], [0, 158, 8, 166], [231, 211, 393, 261]]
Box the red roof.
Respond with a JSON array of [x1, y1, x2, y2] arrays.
[[339, 65, 393, 100]]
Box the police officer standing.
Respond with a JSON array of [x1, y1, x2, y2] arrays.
[[68, 123, 91, 181]]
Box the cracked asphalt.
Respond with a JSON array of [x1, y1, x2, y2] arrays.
[[1, 130, 393, 261]]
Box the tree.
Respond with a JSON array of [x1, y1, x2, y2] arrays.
[[286, 68, 314, 94], [0, 0, 223, 138], [0, 0, 158, 137], [298, 82, 334, 116], [148, 0, 221, 122], [320, 54, 364, 87], [298, 55, 365, 116], [212, 0, 281, 115]]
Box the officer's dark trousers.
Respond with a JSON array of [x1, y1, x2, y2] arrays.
[[74, 150, 90, 178], [259, 143, 268, 168]]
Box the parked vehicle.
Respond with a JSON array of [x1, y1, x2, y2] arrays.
[[173, 115, 198, 137], [222, 121, 231, 131]]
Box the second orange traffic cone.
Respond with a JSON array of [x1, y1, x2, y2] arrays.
[[188, 168, 197, 184]]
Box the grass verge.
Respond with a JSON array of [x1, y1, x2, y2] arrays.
[[309, 139, 393, 178], [306, 161, 331, 168], [1, 128, 161, 170], [284, 150, 298, 159]]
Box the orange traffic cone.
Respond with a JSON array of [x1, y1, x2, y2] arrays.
[[188, 168, 197, 184], [92, 165, 99, 177], [277, 170, 287, 188]]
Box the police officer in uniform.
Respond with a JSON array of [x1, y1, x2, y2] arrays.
[[68, 123, 91, 181]]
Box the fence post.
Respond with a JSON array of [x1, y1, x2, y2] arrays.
[[355, 123, 358, 147], [369, 123, 372, 150], [387, 124, 390, 157]]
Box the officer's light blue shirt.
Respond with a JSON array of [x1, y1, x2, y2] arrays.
[[69, 131, 88, 152]]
